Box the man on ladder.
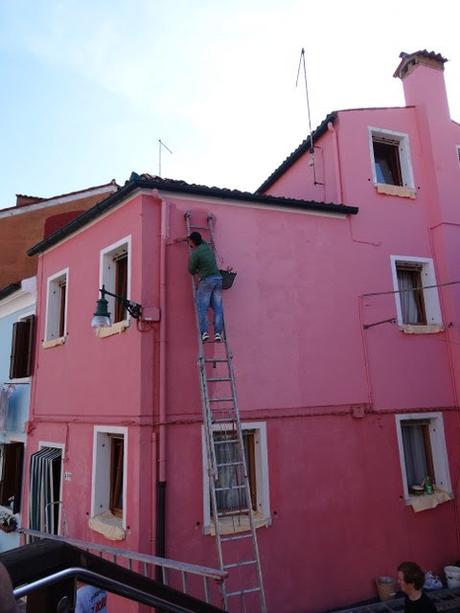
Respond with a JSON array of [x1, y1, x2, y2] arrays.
[[187, 231, 224, 343]]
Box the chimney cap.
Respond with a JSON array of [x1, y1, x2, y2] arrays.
[[393, 49, 447, 79]]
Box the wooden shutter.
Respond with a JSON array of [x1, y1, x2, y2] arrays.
[[0, 443, 24, 513], [9, 316, 35, 379]]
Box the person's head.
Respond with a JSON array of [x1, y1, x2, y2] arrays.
[[397, 561, 425, 595], [188, 232, 203, 248]]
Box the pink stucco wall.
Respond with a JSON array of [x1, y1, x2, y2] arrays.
[[25, 55, 460, 612]]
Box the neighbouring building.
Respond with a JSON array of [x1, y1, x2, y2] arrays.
[[0, 181, 118, 289], [22, 50, 460, 611], [0, 278, 36, 551]]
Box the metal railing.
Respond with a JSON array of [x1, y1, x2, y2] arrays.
[[21, 529, 227, 607], [14, 566, 202, 613]]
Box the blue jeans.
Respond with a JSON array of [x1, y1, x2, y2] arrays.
[[196, 275, 223, 334]]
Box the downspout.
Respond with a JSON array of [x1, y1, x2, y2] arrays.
[[155, 196, 169, 575]]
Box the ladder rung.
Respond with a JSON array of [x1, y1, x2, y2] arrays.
[[189, 225, 209, 230], [215, 485, 246, 492], [221, 533, 252, 542], [216, 461, 244, 468], [217, 509, 250, 517], [227, 587, 261, 597], [209, 397, 234, 402], [204, 358, 229, 363], [207, 377, 231, 382], [224, 560, 257, 570], [213, 438, 239, 445], [212, 417, 237, 424]]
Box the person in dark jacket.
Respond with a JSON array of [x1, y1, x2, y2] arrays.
[[397, 562, 437, 613], [187, 232, 223, 342]]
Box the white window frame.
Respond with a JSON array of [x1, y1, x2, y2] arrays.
[[395, 412, 452, 502], [369, 127, 415, 189], [38, 441, 65, 533], [44, 268, 69, 341], [99, 236, 131, 325], [390, 256, 442, 329], [202, 421, 270, 533], [456, 145, 460, 167], [91, 426, 128, 529]]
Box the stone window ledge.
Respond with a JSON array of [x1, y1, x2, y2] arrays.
[[376, 183, 416, 199], [399, 324, 444, 335], [96, 320, 130, 338], [42, 337, 66, 349], [89, 511, 125, 541], [204, 512, 271, 536], [406, 489, 453, 513]]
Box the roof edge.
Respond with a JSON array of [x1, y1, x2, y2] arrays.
[[256, 112, 337, 194], [28, 173, 358, 257]]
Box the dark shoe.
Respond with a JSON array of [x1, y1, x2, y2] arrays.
[[214, 333, 223, 343], [201, 332, 210, 342]]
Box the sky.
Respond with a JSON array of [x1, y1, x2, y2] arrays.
[[1, 0, 460, 209]]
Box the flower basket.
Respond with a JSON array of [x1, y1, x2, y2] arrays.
[[220, 269, 237, 290]]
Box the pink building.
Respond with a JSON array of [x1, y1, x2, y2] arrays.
[[23, 50, 460, 611]]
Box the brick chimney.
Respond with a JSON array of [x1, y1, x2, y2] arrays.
[[16, 194, 45, 208], [394, 50, 450, 118]]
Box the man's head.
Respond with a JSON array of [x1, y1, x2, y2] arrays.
[[397, 561, 425, 595], [188, 232, 203, 247]]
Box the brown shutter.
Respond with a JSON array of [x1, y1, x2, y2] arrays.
[[9, 316, 36, 379], [0, 443, 24, 513], [25, 315, 36, 377]]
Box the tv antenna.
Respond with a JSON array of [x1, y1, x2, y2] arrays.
[[158, 139, 173, 177], [296, 48, 319, 184]]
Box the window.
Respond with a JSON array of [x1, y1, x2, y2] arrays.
[[214, 429, 257, 516], [0, 442, 24, 513], [29, 445, 63, 533], [369, 128, 414, 189], [100, 238, 131, 325], [202, 422, 270, 534], [390, 256, 442, 329], [45, 270, 68, 341], [396, 413, 452, 501], [9, 315, 36, 379], [90, 427, 127, 537]]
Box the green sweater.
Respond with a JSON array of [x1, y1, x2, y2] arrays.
[[188, 242, 220, 280]]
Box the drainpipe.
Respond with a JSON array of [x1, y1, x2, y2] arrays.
[[155, 195, 169, 576]]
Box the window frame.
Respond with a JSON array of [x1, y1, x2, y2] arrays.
[[395, 412, 452, 503], [390, 256, 442, 330], [369, 127, 415, 189], [99, 237, 132, 326], [44, 269, 69, 342], [91, 426, 128, 529], [202, 421, 270, 533], [456, 145, 460, 167]]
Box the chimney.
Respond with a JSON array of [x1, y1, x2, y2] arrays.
[[16, 194, 45, 208], [393, 50, 450, 118]]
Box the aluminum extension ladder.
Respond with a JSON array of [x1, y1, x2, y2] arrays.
[[185, 211, 267, 613]]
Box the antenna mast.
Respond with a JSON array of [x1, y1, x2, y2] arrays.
[[296, 48, 319, 185], [158, 139, 173, 177]]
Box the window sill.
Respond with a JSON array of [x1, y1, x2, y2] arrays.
[[89, 511, 126, 541], [399, 324, 444, 335], [204, 512, 271, 536], [42, 336, 66, 349], [405, 489, 453, 513], [375, 183, 416, 199], [96, 320, 130, 338]]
